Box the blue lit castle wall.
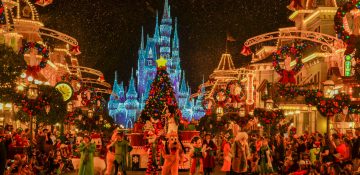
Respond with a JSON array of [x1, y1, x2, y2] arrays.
[[108, 0, 204, 128]]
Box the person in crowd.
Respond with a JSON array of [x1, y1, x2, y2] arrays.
[[78, 135, 96, 175], [203, 134, 217, 175], [258, 138, 273, 175], [0, 136, 7, 175], [220, 132, 233, 175], [232, 132, 250, 174]]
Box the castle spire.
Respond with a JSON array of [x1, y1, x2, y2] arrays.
[[126, 68, 138, 99], [180, 71, 187, 93], [172, 17, 179, 49], [163, 0, 170, 18], [140, 26, 144, 50], [114, 71, 118, 83], [154, 11, 160, 44]]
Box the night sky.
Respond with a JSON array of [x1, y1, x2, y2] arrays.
[[38, 0, 293, 91]]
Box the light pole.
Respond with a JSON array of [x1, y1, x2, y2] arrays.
[[323, 80, 335, 136], [27, 84, 39, 143]]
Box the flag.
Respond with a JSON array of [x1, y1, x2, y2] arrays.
[[227, 33, 236, 42]]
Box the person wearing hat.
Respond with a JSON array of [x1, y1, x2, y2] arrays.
[[203, 133, 217, 175], [78, 134, 96, 175], [352, 128, 360, 170], [109, 132, 131, 175]]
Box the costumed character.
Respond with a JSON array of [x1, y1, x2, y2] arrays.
[[258, 138, 273, 174], [203, 134, 217, 175], [105, 129, 118, 175], [221, 131, 233, 174], [109, 132, 132, 175], [144, 120, 163, 175], [231, 132, 250, 174], [91, 133, 102, 150], [161, 132, 185, 175], [78, 135, 96, 175], [163, 105, 179, 134], [189, 136, 206, 175]]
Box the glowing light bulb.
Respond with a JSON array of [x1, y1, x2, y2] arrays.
[[27, 76, 34, 82], [20, 73, 26, 78]]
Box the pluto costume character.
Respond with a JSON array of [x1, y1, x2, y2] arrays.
[[161, 132, 185, 175]]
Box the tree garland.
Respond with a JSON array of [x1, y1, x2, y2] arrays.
[[305, 90, 351, 117], [13, 85, 67, 125], [19, 41, 50, 77], [64, 108, 82, 125], [272, 42, 312, 84]]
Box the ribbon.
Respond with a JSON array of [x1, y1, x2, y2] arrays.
[[241, 46, 252, 56], [71, 45, 81, 55], [278, 70, 296, 84], [26, 65, 40, 78]]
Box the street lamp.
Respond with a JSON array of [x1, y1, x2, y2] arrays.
[[88, 109, 94, 119], [265, 99, 274, 110], [322, 80, 335, 136], [27, 84, 38, 145]]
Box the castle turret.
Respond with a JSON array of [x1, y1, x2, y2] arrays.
[[154, 11, 161, 47], [108, 71, 121, 118], [183, 93, 194, 121], [124, 69, 139, 128], [137, 27, 146, 95], [178, 71, 188, 109], [160, 0, 172, 59]]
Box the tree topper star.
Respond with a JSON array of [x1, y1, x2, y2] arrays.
[[156, 57, 167, 68]]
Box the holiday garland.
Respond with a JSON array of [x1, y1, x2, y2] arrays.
[[225, 80, 246, 103], [19, 41, 50, 77], [272, 42, 313, 84]]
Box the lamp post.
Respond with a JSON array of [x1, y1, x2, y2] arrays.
[[27, 84, 39, 145], [323, 80, 335, 136]]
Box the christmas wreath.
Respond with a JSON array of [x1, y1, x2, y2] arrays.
[[19, 41, 50, 77], [334, 1, 360, 44], [213, 88, 227, 106], [272, 42, 312, 84], [225, 80, 245, 104]]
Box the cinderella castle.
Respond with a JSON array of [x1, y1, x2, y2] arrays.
[[108, 0, 205, 128]]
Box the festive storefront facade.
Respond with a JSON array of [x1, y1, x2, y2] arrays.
[[0, 0, 110, 129], [242, 0, 359, 135]]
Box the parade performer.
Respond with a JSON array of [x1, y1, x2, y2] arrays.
[[161, 132, 185, 175], [78, 135, 96, 175], [232, 132, 250, 174], [105, 129, 118, 175], [189, 136, 206, 175], [109, 132, 131, 175]]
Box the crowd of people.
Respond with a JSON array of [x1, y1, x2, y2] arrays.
[[2, 123, 360, 175], [213, 129, 360, 175]]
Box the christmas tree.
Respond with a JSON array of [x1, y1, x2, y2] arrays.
[[138, 57, 182, 128], [138, 57, 184, 175]]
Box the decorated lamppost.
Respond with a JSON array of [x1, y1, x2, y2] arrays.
[[27, 84, 38, 142], [322, 80, 335, 135]]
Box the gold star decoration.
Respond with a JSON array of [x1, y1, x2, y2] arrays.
[[156, 57, 167, 68]]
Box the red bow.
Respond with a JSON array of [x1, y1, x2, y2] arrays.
[[278, 70, 296, 84], [26, 65, 41, 78], [0, 7, 4, 15], [241, 46, 252, 56], [71, 45, 81, 55]]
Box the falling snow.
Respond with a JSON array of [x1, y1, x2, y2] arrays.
[[38, 0, 292, 92]]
